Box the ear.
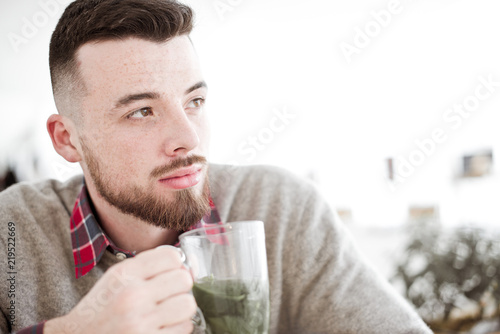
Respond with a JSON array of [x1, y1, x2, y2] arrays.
[[47, 114, 82, 163]]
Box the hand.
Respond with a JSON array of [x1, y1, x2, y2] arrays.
[[44, 247, 196, 334]]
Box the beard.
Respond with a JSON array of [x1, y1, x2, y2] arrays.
[[80, 140, 211, 231]]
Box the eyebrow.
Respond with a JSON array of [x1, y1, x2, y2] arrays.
[[185, 81, 207, 95], [113, 81, 207, 109], [115, 92, 161, 108]]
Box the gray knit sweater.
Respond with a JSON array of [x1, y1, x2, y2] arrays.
[[0, 164, 431, 333]]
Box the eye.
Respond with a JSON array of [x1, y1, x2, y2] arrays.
[[127, 107, 153, 119], [187, 97, 206, 109]]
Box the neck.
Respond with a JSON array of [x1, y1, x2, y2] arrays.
[[85, 182, 179, 253]]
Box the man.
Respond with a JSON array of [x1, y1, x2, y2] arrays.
[[0, 0, 432, 333]]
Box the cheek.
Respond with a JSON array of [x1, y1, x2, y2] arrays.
[[87, 130, 150, 177], [196, 114, 211, 152], [108, 136, 154, 166]]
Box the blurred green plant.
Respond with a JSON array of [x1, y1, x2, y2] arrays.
[[393, 224, 500, 331]]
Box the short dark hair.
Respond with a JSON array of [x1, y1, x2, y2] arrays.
[[49, 0, 194, 117]]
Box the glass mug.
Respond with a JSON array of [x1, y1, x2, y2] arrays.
[[178, 220, 270, 334]]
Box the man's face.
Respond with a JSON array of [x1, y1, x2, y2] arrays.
[[74, 36, 211, 230]]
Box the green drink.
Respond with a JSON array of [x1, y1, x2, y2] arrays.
[[179, 221, 270, 334], [193, 277, 270, 334]]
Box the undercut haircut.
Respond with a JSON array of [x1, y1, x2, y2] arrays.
[[49, 0, 194, 121]]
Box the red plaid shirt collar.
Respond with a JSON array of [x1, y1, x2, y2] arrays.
[[70, 180, 223, 279]]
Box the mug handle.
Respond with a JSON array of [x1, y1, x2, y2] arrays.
[[157, 245, 209, 334]]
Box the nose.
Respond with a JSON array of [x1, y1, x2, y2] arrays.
[[161, 104, 200, 157]]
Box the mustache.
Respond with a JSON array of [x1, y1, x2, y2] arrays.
[[150, 155, 207, 179]]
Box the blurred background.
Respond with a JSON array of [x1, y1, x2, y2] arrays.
[[1, 0, 500, 332]]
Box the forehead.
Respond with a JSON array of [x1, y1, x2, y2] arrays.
[[76, 36, 200, 99]]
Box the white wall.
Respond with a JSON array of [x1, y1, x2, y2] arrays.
[[1, 0, 500, 229]]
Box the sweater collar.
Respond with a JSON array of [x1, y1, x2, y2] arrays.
[[70, 180, 222, 279]]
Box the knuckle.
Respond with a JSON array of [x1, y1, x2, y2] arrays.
[[121, 317, 144, 334], [179, 294, 197, 316], [172, 269, 193, 292], [178, 320, 194, 333], [160, 294, 198, 327], [165, 251, 183, 267], [157, 246, 183, 265]]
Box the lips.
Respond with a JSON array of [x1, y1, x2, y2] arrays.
[[158, 165, 203, 190]]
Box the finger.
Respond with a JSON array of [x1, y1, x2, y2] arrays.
[[146, 293, 197, 329], [145, 268, 193, 304], [160, 320, 193, 334], [156, 245, 186, 263], [124, 246, 185, 280]]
